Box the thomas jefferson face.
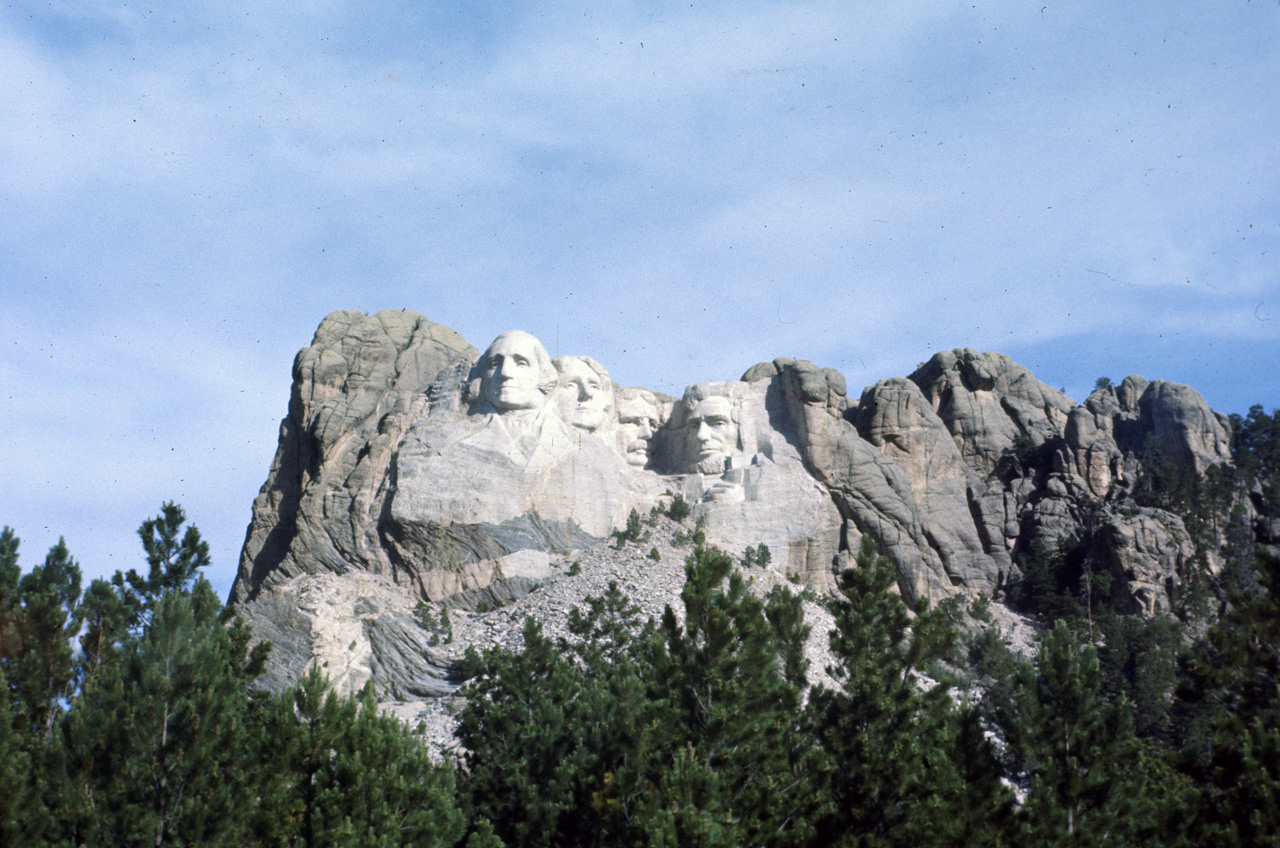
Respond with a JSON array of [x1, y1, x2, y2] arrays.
[[615, 391, 662, 466], [483, 332, 550, 412], [688, 395, 738, 467], [556, 358, 612, 432]]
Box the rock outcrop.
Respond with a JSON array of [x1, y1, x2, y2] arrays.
[[229, 312, 1253, 699], [230, 310, 478, 606]]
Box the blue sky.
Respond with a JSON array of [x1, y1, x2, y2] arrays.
[[2, 0, 1277, 599]]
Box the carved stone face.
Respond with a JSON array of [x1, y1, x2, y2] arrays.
[[688, 395, 738, 467], [557, 358, 612, 432], [615, 391, 662, 466], [483, 332, 550, 412]]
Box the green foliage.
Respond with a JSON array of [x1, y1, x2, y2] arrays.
[[117, 501, 212, 629], [667, 494, 691, 523], [637, 547, 822, 846], [1003, 620, 1158, 846], [1012, 537, 1084, 622], [743, 543, 773, 569], [257, 666, 463, 848], [1, 534, 83, 737], [1176, 549, 1280, 845], [970, 592, 992, 623], [1094, 377, 1114, 391], [1230, 404, 1280, 518], [58, 582, 262, 847], [616, 508, 644, 546], [810, 534, 1012, 845], [457, 586, 662, 848], [1132, 438, 1240, 572], [672, 516, 705, 547], [647, 546, 661, 562], [1094, 610, 1180, 740], [568, 560, 582, 576], [439, 605, 452, 642], [967, 622, 1026, 770], [416, 601, 454, 646], [457, 552, 824, 847], [0, 666, 33, 847]]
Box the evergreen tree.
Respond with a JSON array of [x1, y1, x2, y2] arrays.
[[809, 534, 1010, 847], [456, 585, 662, 848], [116, 501, 211, 629], [1006, 620, 1153, 846], [1093, 610, 1180, 740], [258, 665, 463, 848], [2, 535, 83, 737], [58, 580, 260, 847], [1176, 549, 1280, 846], [0, 665, 33, 846], [632, 547, 821, 847]]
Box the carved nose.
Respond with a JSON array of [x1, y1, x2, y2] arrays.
[[638, 419, 652, 438]]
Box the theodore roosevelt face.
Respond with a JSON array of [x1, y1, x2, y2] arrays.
[[615, 390, 662, 466]]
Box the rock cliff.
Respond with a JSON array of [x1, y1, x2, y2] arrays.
[[229, 312, 1255, 700]]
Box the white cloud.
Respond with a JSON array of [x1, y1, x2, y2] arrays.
[[1, 0, 1277, 591]]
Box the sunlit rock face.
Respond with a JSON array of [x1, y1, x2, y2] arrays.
[[229, 313, 1252, 699]]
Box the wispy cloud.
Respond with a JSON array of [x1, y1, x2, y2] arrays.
[[1, 0, 1276, 593]]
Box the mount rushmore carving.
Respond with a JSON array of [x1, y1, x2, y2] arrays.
[[228, 309, 1244, 697]]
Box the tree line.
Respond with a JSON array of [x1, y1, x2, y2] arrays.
[[2, 404, 1278, 846]]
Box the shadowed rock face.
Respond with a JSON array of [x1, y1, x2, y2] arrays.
[[229, 309, 479, 608], [229, 314, 1253, 699]]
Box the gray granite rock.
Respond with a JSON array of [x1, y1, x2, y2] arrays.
[[909, 348, 1075, 476], [230, 310, 477, 606], [230, 314, 1254, 706]]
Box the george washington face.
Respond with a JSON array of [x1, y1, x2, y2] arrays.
[[482, 331, 554, 412]]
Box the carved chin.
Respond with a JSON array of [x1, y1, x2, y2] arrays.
[[573, 410, 607, 431], [493, 388, 543, 410], [696, 456, 728, 475]]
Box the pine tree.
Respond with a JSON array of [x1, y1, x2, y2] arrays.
[[258, 665, 463, 848], [456, 591, 661, 848], [0, 666, 33, 845], [1177, 549, 1280, 846], [632, 546, 821, 847], [1007, 620, 1148, 846], [2, 535, 83, 737], [116, 501, 211, 629], [59, 580, 260, 847], [809, 534, 1010, 846]]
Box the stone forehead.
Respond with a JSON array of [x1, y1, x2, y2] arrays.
[[617, 386, 658, 403], [672, 381, 744, 427], [553, 355, 610, 382], [690, 395, 733, 416], [485, 329, 546, 359], [680, 380, 745, 404], [616, 394, 660, 417]]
